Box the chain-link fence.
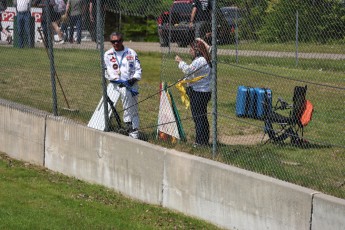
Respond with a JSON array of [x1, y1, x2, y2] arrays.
[[0, 0, 344, 200]]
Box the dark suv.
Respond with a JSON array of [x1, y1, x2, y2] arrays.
[[157, 0, 233, 47], [220, 6, 242, 31]]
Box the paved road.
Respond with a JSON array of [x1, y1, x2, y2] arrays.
[[2, 41, 345, 60], [114, 42, 345, 60], [121, 42, 345, 60]]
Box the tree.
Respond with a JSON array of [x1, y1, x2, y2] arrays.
[[258, 0, 345, 43], [239, 0, 268, 40]]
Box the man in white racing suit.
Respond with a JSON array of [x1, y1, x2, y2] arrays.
[[104, 32, 142, 139]]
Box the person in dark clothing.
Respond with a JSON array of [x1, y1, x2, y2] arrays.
[[89, 0, 107, 43], [51, 0, 66, 44], [189, 0, 211, 39], [33, 0, 66, 44], [32, 0, 54, 46], [175, 40, 212, 147], [65, 0, 83, 44]]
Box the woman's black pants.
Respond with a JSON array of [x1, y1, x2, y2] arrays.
[[187, 87, 211, 145]]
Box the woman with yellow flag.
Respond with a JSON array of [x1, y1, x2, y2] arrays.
[[175, 39, 211, 147]]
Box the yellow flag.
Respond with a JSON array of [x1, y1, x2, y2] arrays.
[[175, 74, 207, 109]]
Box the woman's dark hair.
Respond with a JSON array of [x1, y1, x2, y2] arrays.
[[190, 41, 202, 57], [190, 40, 211, 66]]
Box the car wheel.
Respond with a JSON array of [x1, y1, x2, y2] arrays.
[[198, 22, 211, 40], [177, 41, 188, 47], [177, 31, 193, 47], [160, 42, 169, 47], [159, 34, 169, 47]]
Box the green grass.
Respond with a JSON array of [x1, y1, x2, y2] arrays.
[[0, 152, 221, 229], [0, 45, 344, 200], [220, 41, 345, 54]]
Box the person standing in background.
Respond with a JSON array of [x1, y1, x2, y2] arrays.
[[51, 0, 65, 44], [32, 0, 55, 46], [104, 32, 142, 139], [32, 0, 64, 44], [89, 0, 106, 43], [65, 0, 82, 44], [59, 0, 69, 42], [14, 0, 32, 48], [189, 0, 211, 40]]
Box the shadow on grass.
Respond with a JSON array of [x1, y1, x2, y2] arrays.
[[262, 139, 332, 149]]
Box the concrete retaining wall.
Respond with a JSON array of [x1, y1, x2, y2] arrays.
[[44, 116, 165, 205], [1, 101, 345, 230], [163, 150, 316, 230], [312, 194, 345, 230], [0, 99, 48, 165]]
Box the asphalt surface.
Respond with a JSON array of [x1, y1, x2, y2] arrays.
[[1, 41, 344, 60], [122, 42, 345, 60]]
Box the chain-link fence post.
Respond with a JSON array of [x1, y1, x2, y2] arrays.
[[211, 0, 218, 158], [235, 9, 239, 64], [45, 4, 58, 116], [295, 10, 299, 67], [97, 0, 109, 131]]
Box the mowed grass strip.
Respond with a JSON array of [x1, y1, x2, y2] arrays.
[[0, 152, 221, 230], [220, 41, 345, 54]]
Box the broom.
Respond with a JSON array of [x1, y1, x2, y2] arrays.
[[37, 27, 78, 112]]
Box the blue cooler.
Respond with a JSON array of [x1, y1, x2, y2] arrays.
[[236, 86, 272, 119], [236, 86, 255, 117], [254, 88, 272, 119]]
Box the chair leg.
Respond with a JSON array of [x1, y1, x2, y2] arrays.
[[286, 127, 303, 145]]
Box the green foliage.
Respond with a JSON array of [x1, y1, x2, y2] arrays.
[[146, 19, 161, 42], [105, 0, 344, 44], [238, 0, 268, 40], [258, 0, 298, 42], [107, 0, 172, 17], [258, 0, 345, 43], [105, 12, 159, 42], [104, 0, 172, 41], [122, 16, 159, 42]]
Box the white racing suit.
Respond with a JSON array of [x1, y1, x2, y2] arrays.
[[104, 47, 142, 139]]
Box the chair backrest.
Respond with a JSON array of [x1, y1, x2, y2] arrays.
[[291, 85, 307, 126], [300, 100, 314, 126]]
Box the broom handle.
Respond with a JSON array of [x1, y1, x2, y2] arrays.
[[38, 27, 71, 109]]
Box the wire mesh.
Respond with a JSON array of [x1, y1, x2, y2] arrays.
[[0, 0, 344, 199]]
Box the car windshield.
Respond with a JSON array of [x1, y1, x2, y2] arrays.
[[221, 7, 241, 25], [171, 3, 193, 23]]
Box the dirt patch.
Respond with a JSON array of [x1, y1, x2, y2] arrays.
[[218, 133, 269, 145]]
